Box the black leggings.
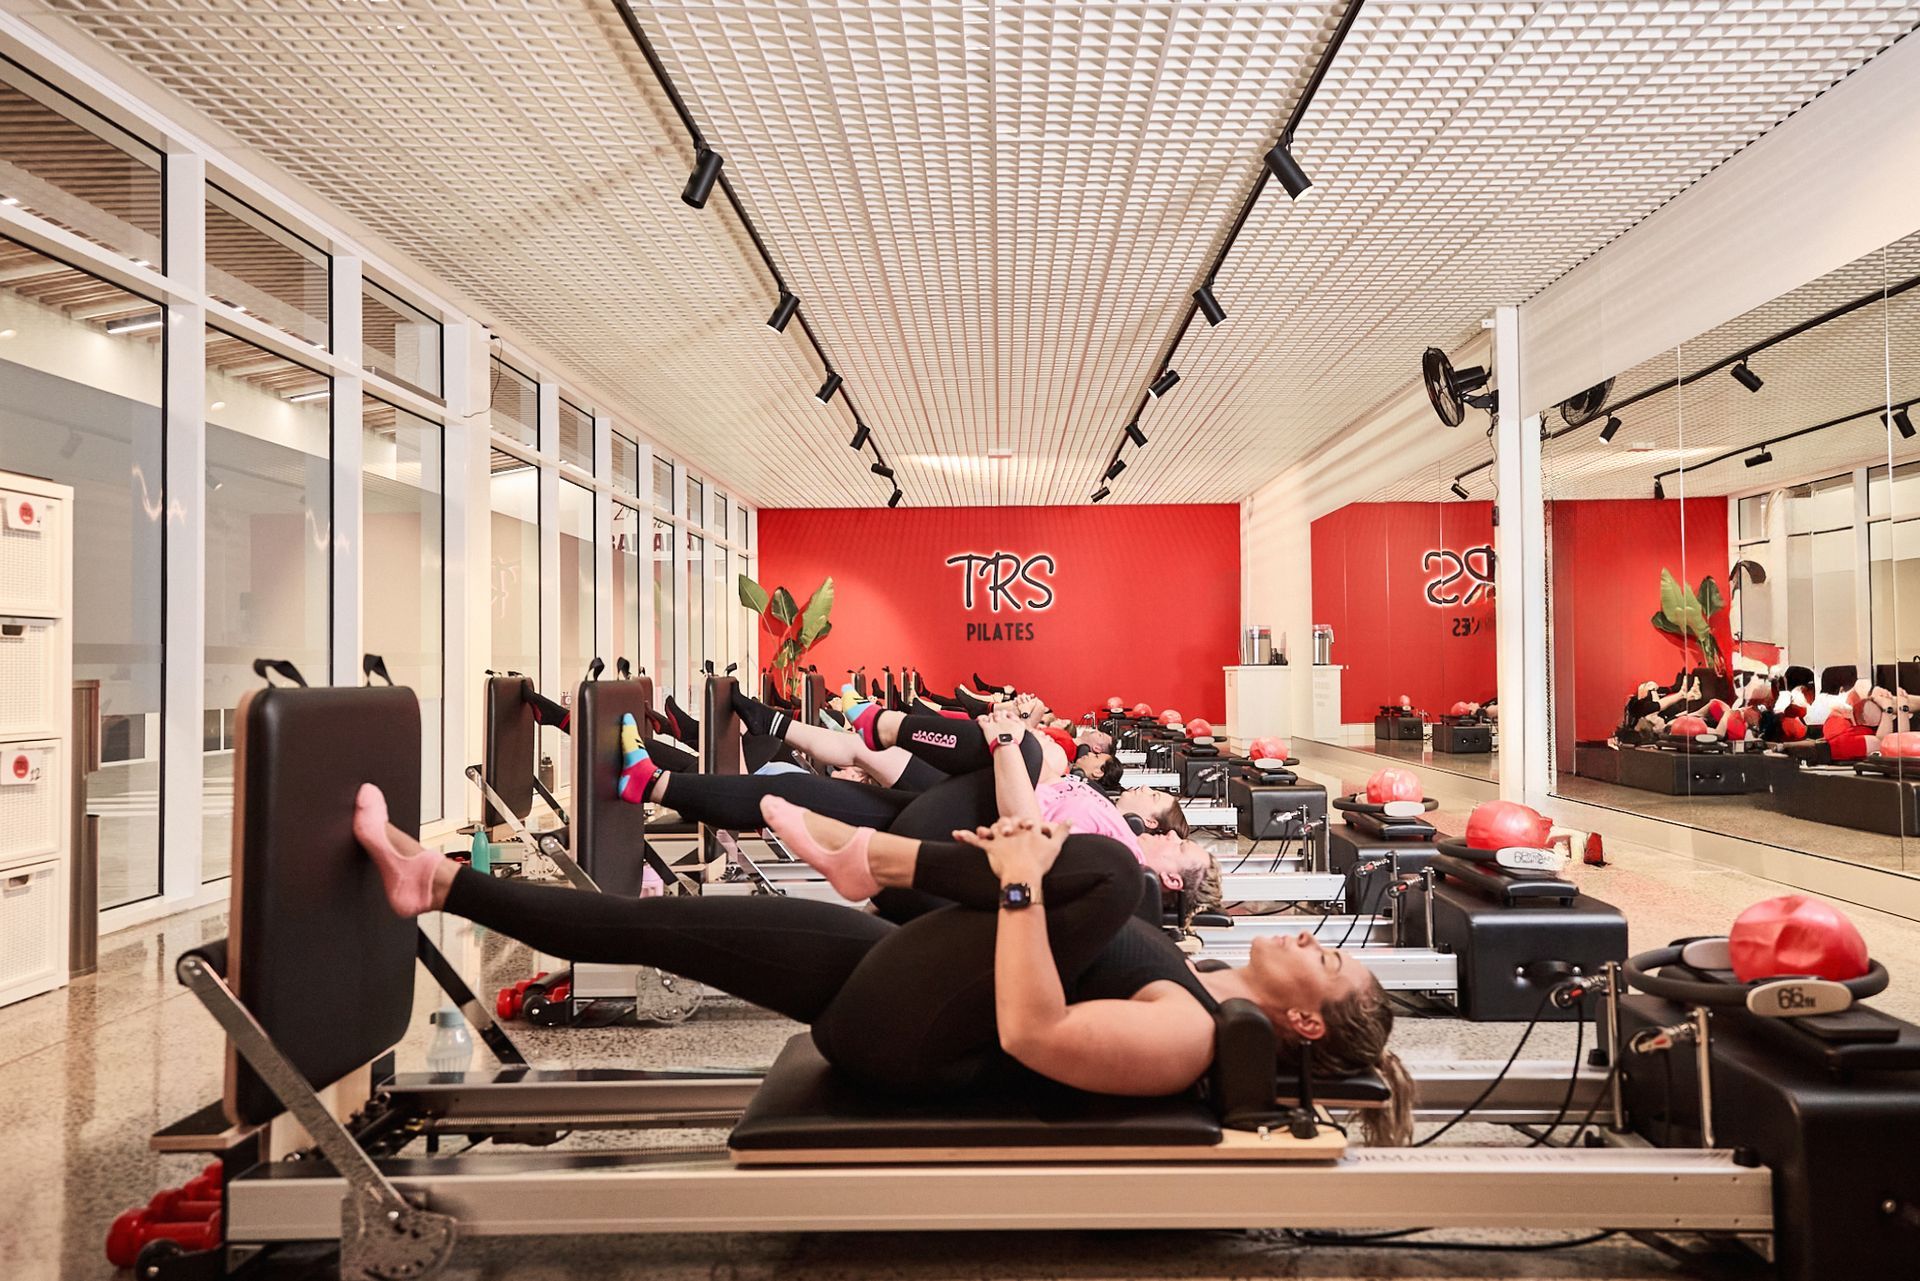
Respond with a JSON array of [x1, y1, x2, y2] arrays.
[[443, 834, 1143, 1092]]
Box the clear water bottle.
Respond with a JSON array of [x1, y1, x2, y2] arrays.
[[426, 1005, 474, 1075]]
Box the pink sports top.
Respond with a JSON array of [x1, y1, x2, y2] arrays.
[[1035, 774, 1143, 861]]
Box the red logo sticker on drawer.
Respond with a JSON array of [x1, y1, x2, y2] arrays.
[[4, 749, 44, 784], [3, 494, 44, 532]]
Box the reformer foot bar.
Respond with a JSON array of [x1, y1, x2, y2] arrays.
[[173, 682, 1920, 1281]]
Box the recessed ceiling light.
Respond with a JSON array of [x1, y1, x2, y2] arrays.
[[288, 388, 331, 403], [210, 401, 226, 410], [0, 196, 18, 207], [0, 329, 14, 340], [987, 447, 1014, 460], [105, 313, 164, 334]]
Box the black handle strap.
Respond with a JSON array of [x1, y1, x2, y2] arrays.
[[616, 657, 632, 679], [362, 653, 393, 686], [252, 658, 308, 688], [587, 657, 605, 682]]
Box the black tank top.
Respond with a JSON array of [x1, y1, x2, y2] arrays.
[[1068, 918, 1220, 1012]]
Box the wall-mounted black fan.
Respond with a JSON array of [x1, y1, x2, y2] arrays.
[[1422, 347, 1495, 428], [1557, 377, 1616, 429]]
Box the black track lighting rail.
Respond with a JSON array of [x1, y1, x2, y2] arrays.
[[612, 0, 902, 506], [1091, 0, 1366, 499], [1650, 395, 1917, 492], [1450, 266, 1920, 488]]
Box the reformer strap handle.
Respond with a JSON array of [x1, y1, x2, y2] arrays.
[[362, 653, 393, 686], [617, 657, 632, 679], [251, 658, 308, 688], [588, 657, 605, 682]]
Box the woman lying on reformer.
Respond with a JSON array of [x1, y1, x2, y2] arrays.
[[350, 782, 1413, 1144]]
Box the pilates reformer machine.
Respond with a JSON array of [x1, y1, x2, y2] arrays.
[[142, 681, 1920, 1281]]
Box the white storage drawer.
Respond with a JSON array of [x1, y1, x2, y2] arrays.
[[0, 741, 59, 867], [0, 619, 58, 737], [0, 859, 61, 1004], [0, 491, 59, 617]]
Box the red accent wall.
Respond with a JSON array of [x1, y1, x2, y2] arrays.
[[755, 505, 1240, 721], [1549, 497, 1730, 744], [1311, 502, 1499, 722]]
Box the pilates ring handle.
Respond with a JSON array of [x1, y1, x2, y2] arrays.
[[1623, 940, 1889, 1016], [1333, 795, 1439, 816]]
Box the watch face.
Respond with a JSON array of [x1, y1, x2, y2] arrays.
[[1001, 883, 1033, 909]]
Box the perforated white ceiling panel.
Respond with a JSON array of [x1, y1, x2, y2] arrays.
[[43, 0, 1920, 506]]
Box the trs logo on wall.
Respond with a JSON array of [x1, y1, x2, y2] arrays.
[[1423, 545, 1496, 608], [945, 551, 1055, 642]]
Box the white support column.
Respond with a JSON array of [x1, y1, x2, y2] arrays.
[[537, 380, 560, 699], [1853, 468, 1874, 672], [443, 322, 492, 822], [593, 412, 614, 672], [161, 151, 207, 898], [671, 463, 690, 706], [638, 443, 658, 684], [1492, 305, 1549, 805], [329, 254, 363, 687]]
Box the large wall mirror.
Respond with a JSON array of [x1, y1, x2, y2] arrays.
[[1545, 231, 1920, 876], [1307, 452, 1500, 784]]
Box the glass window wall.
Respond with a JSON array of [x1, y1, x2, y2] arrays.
[[490, 356, 537, 449], [611, 501, 641, 675], [558, 397, 593, 474], [557, 480, 594, 789], [654, 518, 676, 702], [0, 58, 163, 266], [361, 279, 441, 397], [0, 236, 164, 906], [488, 449, 538, 678], [204, 330, 332, 880], [362, 396, 443, 822], [611, 430, 639, 495], [205, 186, 329, 348], [654, 456, 674, 512]]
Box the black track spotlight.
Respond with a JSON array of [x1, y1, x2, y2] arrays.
[[815, 371, 843, 404], [682, 147, 724, 208], [1148, 368, 1181, 399], [1653, 478, 1666, 500], [1892, 407, 1916, 440], [1599, 415, 1622, 443], [766, 291, 798, 332], [1195, 283, 1225, 327], [1731, 361, 1764, 393], [1450, 480, 1469, 501], [871, 462, 895, 480], [849, 424, 870, 451], [1263, 138, 1312, 199], [1125, 422, 1148, 447], [1103, 457, 1127, 482], [887, 488, 903, 508], [1091, 486, 1110, 503], [1745, 447, 1773, 468]]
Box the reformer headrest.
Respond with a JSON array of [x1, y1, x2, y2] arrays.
[[482, 674, 536, 827], [1207, 999, 1391, 1122], [703, 674, 745, 776], [222, 684, 421, 1127]]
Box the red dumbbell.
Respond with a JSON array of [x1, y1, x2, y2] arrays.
[[495, 971, 551, 1020], [105, 1205, 222, 1268], [179, 1162, 223, 1202], [148, 1188, 221, 1221]]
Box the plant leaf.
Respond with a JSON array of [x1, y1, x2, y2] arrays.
[[1652, 611, 1682, 635], [769, 586, 799, 626], [738, 575, 769, 614], [799, 578, 835, 647], [1697, 575, 1724, 619], [773, 638, 800, 669], [805, 620, 832, 648]]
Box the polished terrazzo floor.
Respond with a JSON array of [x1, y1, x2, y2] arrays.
[[8, 758, 1920, 1279]]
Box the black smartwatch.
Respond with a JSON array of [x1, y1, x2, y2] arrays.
[[999, 882, 1036, 910], [994, 729, 1017, 746]]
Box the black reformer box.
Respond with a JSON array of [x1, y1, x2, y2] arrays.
[[1171, 746, 1247, 798], [1373, 712, 1425, 741], [1616, 743, 1767, 796], [1227, 771, 1328, 858], [1404, 854, 1626, 1021], [1327, 821, 1441, 915], [1432, 718, 1492, 754], [1768, 755, 1919, 837]]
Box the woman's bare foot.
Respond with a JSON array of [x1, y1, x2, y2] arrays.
[[353, 783, 452, 916], [759, 796, 879, 902]]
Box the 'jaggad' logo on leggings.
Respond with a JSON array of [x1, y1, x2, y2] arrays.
[[945, 551, 1055, 642], [909, 729, 959, 750]]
